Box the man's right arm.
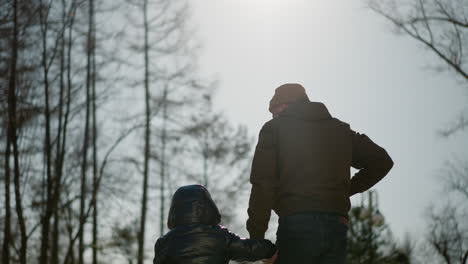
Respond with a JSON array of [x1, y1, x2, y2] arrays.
[[246, 122, 277, 239], [350, 131, 393, 196]]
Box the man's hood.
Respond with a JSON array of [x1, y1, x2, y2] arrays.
[[167, 185, 221, 230], [280, 101, 332, 121]]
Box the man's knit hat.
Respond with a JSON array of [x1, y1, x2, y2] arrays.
[[269, 83, 309, 113]]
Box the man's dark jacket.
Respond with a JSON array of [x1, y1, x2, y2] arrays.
[[154, 185, 276, 264], [247, 101, 394, 239]]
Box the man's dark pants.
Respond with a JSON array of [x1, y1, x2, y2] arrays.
[[275, 212, 348, 264]]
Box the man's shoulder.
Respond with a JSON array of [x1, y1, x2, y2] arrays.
[[155, 229, 173, 248], [259, 115, 352, 134], [331, 117, 351, 129], [256, 120, 275, 136], [264, 116, 351, 128], [261, 118, 283, 131], [262, 118, 276, 126]]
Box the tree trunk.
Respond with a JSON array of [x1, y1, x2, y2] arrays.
[[61, 5, 75, 262], [91, 5, 98, 262], [51, 1, 68, 262], [78, 0, 94, 262], [203, 132, 208, 187], [137, 0, 151, 262], [160, 85, 168, 236], [2, 1, 12, 256], [9, 1, 27, 263], [38, 0, 55, 262], [2, 137, 11, 264]]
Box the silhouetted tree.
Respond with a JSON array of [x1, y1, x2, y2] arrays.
[[181, 97, 253, 226], [7, 0, 28, 263], [371, 2, 467, 262], [125, 0, 213, 261], [424, 160, 468, 264], [370, 0, 468, 135], [0, 1, 253, 263], [109, 220, 140, 264], [347, 191, 412, 264], [4, 0, 27, 263]]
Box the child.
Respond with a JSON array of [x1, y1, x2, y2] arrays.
[[153, 185, 276, 264]]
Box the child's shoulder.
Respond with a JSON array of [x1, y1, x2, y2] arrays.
[[156, 224, 232, 244], [211, 225, 238, 240], [154, 227, 184, 248], [214, 225, 230, 233], [155, 226, 213, 252], [157, 224, 223, 239]]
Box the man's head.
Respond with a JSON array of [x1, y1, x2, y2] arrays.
[[269, 83, 309, 118]]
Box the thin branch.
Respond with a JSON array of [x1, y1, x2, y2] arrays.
[[409, 16, 468, 28], [370, 6, 468, 80]]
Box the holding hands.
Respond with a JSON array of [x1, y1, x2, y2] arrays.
[[262, 250, 278, 264]]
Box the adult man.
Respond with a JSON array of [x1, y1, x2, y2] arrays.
[[247, 83, 393, 263]]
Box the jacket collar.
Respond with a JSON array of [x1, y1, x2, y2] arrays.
[[280, 101, 332, 121]]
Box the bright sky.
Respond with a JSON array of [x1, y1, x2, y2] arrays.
[[190, 0, 468, 240]]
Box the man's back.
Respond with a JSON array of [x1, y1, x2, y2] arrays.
[[247, 100, 393, 239], [269, 101, 353, 217], [246, 84, 393, 264]]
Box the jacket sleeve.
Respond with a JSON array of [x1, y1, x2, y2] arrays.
[[225, 228, 276, 262], [349, 130, 394, 196], [153, 238, 165, 264], [246, 122, 278, 239]]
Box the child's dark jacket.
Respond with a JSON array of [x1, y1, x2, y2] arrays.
[[153, 185, 276, 264]]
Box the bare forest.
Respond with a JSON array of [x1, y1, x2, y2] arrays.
[[1, 0, 468, 263], [1, 0, 252, 263]]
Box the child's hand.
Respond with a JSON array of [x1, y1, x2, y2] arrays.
[[262, 250, 278, 264]]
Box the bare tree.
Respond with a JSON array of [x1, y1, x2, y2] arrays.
[[2, 106, 12, 264], [347, 192, 413, 264], [370, 0, 467, 80], [427, 205, 468, 264], [91, 21, 99, 264], [422, 160, 468, 264], [2, 1, 46, 263], [181, 98, 253, 226], [0, 0, 252, 263], [137, 0, 151, 262], [77, 0, 94, 263], [2, 2, 13, 255], [8, 1, 28, 263], [369, 0, 468, 135], [124, 0, 203, 261], [38, 0, 57, 262], [370, 2, 468, 262], [109, 219, 140, 264], [50, 1, 76, 262], [158, 84, 168, 236], [2, 2, 15, 262]]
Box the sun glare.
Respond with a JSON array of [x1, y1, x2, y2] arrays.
[[244, 0, 302, 11]]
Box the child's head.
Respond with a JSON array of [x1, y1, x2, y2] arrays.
[[167, 185, 221, 230]]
